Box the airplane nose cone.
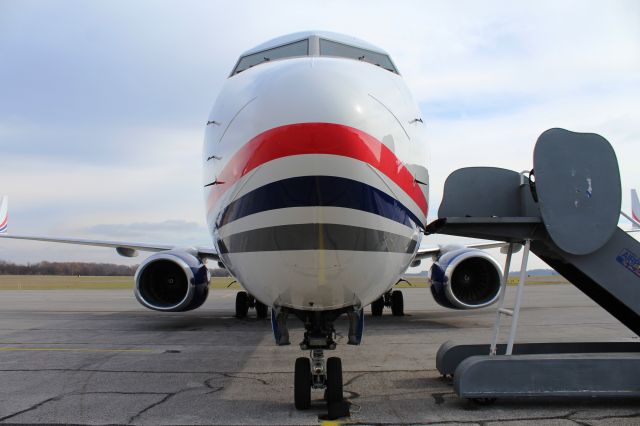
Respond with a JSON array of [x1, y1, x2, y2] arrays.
[[219, 57, 412, 147], [255, 58, 370, 125], [206, 57, 428, 231]]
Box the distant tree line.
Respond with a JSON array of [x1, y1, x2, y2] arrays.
[[0, 259, 230, 277], [0, 260, 138, 276]]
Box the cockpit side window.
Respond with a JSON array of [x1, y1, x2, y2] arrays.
[[232, 39, 309, 75], [319, 39, 398, 74]]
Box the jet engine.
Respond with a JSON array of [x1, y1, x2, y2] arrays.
[[430, 248, 502, 309], [134, 251, 210, 312]]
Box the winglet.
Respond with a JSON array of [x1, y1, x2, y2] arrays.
[[0, 196, 7, 234], [632, 189, 640, 229]]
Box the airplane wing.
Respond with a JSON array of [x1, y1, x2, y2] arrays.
[[0, 234, 219, 261], [0, 196, 219, 260], [414, 241, 511, 260]]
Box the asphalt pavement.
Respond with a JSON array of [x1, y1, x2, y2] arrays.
[[0, 285, 638, 425]]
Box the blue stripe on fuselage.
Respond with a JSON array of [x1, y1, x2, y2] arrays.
[[216, 175, 422, 229]]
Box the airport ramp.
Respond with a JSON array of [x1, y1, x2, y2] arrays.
[[427, 128, 640, 398]]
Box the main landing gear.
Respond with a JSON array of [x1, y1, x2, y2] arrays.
[[370, 289, 404, 316], [274, 307, 362, 419], [235, 290, 268, 319]]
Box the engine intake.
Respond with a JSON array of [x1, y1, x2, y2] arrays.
[[430, 248, 502, 309], [134, 251, 210, 312]]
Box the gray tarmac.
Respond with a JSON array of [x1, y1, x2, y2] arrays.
[[0, 285, 638, 425]]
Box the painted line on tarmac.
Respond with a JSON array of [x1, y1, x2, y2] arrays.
[[0, 347, 153, 352]]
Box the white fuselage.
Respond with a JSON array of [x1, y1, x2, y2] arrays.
[[203, 54, 429, 311]]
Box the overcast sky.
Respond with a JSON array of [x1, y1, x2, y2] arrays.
[[0, 0, 638, 271]]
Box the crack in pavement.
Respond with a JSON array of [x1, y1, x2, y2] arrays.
[[77, 349, 121, 412], [126, 392, 176, 425], [0, 394, 67, 423], [204, 386, 225, 395], [221, 372, 269, 385], [570, 420, 592, 426], [0, 390, 183, 424], [344, 372, 368, 386], [126, 375, 232, 424], [80, 391, 170, 395], [204, 377, 225, 395], [571, 411, 640, 422], [345, 405, 597, 425], [0, 373, 229, 425]]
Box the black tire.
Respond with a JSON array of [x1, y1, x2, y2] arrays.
[[371, 297, 384, 316], [294, 357, 311, 410], [235, 291, 249, 318], [255, 301, 268, 319], [391, 290, 404, 316], [326, 357, 343, 403]]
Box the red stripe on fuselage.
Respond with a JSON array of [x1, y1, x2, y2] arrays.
[[0, 215, 6, 229], [206, 123, 428, 217]]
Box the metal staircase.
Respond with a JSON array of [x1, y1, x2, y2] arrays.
[[428, 128, 640, 399]]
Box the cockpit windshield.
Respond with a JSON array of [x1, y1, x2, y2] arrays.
[[319, 39, 397, 74], [231, 35, 398, 76], [232, 39, 309, 75]]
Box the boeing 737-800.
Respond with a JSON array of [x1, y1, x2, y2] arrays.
[[1, 31, 511, 410]]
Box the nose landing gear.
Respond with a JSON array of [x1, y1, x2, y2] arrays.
[[294, 350, 344, 409], [286, 308, 360, 419]]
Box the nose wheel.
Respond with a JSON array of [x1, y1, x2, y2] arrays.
[[325, 357, 343, 403], [284, 307, 356, 418], [294, 357, 312, 409], [294, 350, 344, 410]]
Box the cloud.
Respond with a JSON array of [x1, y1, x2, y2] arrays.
[[1, 0, 638, 271], [84, 220, 209, 241]]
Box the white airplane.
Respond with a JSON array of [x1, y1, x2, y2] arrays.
[[631, 189, 640, 228], [0, 196, 7, 234], [619, 189, 640, 231], [0, 31, 510, 410]]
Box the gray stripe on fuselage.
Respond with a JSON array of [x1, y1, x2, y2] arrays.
[[217, 223, 418, 254]]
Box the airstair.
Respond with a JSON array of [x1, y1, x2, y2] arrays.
[[427, 128, 640, 399]]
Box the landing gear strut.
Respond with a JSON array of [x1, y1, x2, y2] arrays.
[[235, 291, 268, 319], [370, 289, 404, 316], [287, 308, 356, 418]]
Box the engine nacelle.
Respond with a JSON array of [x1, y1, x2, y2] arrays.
[[134, 251, 210, 312], [430, 248, 502, 309]]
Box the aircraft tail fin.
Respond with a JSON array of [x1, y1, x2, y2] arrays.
[[632, 189, 640, 229], [0, 196, 7, 234]]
